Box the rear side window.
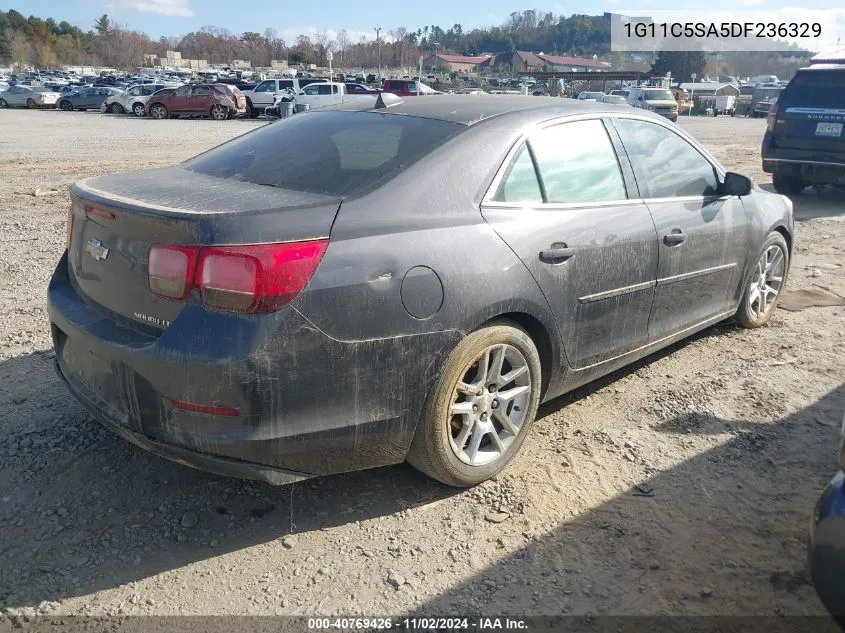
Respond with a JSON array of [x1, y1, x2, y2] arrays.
[[529, 119, 627, 204], [782, 70, 845, 109], [495, 146, 543, 203], [182, 111, 463, 197]]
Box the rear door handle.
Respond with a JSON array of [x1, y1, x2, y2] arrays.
[[663, 229, 686, 246], [540, 244, 576, 263]]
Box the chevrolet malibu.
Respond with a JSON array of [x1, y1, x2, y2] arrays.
[[49, 96, 794, 487]]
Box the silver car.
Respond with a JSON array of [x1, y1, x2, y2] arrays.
[[0, 85, 61, 109], [102, 83, 181, 116]]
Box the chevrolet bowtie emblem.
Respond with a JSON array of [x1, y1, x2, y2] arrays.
[[85, 238, 110, 261]]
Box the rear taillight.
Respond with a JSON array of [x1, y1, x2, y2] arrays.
[[766, 102, 778, 132], [66, 206, 75, 253], [149, 245, 199, 300], [148, 240, 328, 313]]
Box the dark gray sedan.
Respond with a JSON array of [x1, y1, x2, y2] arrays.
[[58, 86, 122, 111], [48, 96, 794, 487]]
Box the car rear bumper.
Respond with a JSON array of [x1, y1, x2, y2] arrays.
[[810, 471, 845, 621], [762, 135, 845, 184], [48, 252, 459, 482]]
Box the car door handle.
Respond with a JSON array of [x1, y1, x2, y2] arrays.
[[540, 244, 576, 263], [663, 230, 686, 246]]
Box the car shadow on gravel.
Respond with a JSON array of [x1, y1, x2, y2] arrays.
[[760, 183, 845, 221], [414, 383, 845, 622], [0, 350, 458, 609]]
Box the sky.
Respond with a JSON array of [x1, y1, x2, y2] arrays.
[[1, 0, 844, 49]]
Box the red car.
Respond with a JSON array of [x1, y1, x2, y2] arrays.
[[381, 79, 441, 97], [147, 84, 247, 120]]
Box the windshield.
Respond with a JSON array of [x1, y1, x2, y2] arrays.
[[781, 70, 845, 109], [182, 111, 463, 197], [643, 89, 674, 100]]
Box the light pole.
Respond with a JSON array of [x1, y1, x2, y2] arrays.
[[690, 72, 696, 116], [374, 25, 382, 79]]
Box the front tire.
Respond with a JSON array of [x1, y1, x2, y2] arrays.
[[772, 172, 805, 195], [407, 323, 542, 487], [59, 100, 73, 111], [0, 99, 7, 109], [26, 98, 37, 109], [735, 232, 789, 328], [132, 102, 145, 117], [109, 103, 125, 114]]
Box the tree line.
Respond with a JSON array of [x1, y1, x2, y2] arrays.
[[0, 8, 810, 79], [0, 9, 614, 70]]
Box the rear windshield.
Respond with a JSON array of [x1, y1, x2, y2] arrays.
[[182, 111, 463, 197], [782, 70, 845, 109]]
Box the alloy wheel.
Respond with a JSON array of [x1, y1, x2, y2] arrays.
[[448, 344, 531, 466], [133, 103, 145, 117], [60, 100, 72, 111], [26, 99, 36, 109], [211, 104, 228, 120], [0, 99, 7, 109], [151, 105, 167, 119], [747, 244, 786, 318]]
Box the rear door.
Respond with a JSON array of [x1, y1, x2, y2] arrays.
[[612, 116, 749, 338], [773, 69, 845, 161], [481, 117, 659, 369]]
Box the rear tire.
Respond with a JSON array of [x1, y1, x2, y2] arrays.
[[407, 322, 542, 487], [59, 100, 73, 111], [149, 103, 168, 119], [772, 172, 804, 195], [210, 104, 229, 120], [735, 232, 789, 329], [26, 98, 37, 109], [109, 103, 125, 114], [0, 99, 7, 108]]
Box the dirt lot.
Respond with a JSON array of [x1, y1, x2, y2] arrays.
[[0, 110, 843, 621]]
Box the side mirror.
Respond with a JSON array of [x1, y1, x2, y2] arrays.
[[722, 171, 752, 196]]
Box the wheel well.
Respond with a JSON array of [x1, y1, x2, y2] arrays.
[[483, 312, 553, 398], [773, 225, 792, 255]]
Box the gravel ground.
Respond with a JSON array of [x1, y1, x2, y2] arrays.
[[0, 109, 843, 621]]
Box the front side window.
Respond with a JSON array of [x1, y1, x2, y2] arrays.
[[317, 85, 333, 96], [303, 85, 320, 96], [495, 145, 543, 203], [128, 87, 142, 96], [529, 119, 627, 204], [192, 86, 213, 96], [613, 118, 719, 198], [255, 80, 273, 92]]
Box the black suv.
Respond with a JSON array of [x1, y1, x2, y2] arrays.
[[762, 64, 845, 194]]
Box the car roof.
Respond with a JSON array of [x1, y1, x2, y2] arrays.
[[322, 94, 623, 126]]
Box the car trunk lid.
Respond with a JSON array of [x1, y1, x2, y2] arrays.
[[68, 167, 342, 331]]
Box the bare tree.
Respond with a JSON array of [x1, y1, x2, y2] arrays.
[[394, 27, 407, 68], [336, 29, 349, 69], [10, 32, 33, 70], [314, 28, 330, 67]]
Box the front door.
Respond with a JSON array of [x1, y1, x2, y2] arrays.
[[189, 85, 216, 113], [168, 85, 192, 112], [251, 80, 276, 108], [611, 117, 750, 338], [481, 117, 659, 369]]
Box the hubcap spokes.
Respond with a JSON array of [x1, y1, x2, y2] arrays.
[[748, 245, 785, 318], [449, 344, 531, 466]]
